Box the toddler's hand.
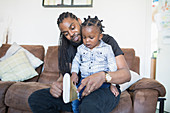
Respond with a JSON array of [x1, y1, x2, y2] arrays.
[[71, 72, 78, 85], [110, 85, 119, 97]]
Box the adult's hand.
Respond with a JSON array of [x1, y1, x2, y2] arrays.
[[77, 72, 105, 97], [50, 75, 63, 98]]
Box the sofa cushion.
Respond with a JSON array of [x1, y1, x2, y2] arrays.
[[41, 46, 59, 72], [0, 107, 6, 113], [129, 78, 166, 97], [0, 81, 15, 108], [119, 70, 142, 92], [39, 71, 60, 84], [121, 49, 135, 68], [38, 46, 60, 83], [111, 91, 133, 113], [7, 108, 32, 113], [5, 82, 50, 111], [0, 42, 43, 69], [131, 89, 158, 113], [0, 44, 45, 82], [0, 51, 38, 81]]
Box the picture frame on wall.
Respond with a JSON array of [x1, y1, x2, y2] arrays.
[[42, 0, 93, 7]]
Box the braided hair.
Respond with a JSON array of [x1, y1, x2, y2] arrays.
[[57, 12, 78, 26], [57, 12, 79, 75], [82, 16, 105, 33]]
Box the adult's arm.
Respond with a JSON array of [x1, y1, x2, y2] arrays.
[[109, 55, 131, 84], [77, 54, 131, 97]]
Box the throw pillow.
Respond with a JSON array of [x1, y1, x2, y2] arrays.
[[0, 51, 38, 81], [119, 70, 142, 92], [0, 42, 43, 68]]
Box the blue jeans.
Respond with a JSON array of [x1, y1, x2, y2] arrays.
[[72, 78, 111, 113]]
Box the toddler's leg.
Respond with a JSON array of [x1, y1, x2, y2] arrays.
[[72, 99, 80, 113]]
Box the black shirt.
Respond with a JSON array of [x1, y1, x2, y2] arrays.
[[102, 34, 124, 56], [67, 34, 124, 63]]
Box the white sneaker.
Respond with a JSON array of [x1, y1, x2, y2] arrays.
[[63, 73, 78, 103]]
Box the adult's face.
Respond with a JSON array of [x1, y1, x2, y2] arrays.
[[59, 17, 82, 44]]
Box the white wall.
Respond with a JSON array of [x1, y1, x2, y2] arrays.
[[0, 0, 152, 78]]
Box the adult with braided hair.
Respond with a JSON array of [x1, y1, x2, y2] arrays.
[[71, 16, 119, 113], [28, 12, 131, 113]]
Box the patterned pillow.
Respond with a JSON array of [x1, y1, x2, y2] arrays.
[[0, 42, 43, 68], [0, 51, 38, 81]]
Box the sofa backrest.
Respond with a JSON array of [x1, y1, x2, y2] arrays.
[[38, 46, 59, 84], [122, 48, 140, 74], [0, 44, 45, 82], [38, 46, 140, 84]]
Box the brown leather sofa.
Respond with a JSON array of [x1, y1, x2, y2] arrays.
[[0, 44, 166, 113]]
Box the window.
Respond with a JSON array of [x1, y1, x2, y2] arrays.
[[42, 0, 93, 7]]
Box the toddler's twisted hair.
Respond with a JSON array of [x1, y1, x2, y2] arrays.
[[82, 16, 105, 33]]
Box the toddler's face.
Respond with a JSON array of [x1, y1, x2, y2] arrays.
[[82, 26, 102, 49]]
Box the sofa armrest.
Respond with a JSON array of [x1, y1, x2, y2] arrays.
[[5, 82, 50, 111], [0, 81, 16, 107], [129, 89, 159, 113], [129, 78, 166, 97]]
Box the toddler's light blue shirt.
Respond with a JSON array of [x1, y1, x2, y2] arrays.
[[71, 40, 117, 78]]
